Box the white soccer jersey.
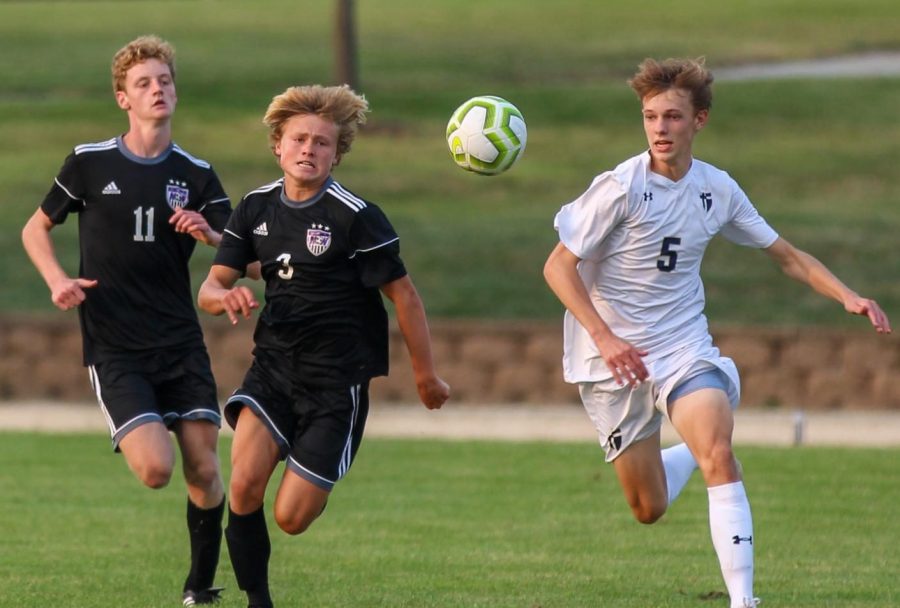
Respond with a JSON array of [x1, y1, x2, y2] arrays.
[[554, 151, 779, 383]]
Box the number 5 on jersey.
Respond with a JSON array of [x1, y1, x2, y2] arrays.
[[657, 236, 681, 272]]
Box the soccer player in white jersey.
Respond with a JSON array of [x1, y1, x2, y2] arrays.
[[21, 36, 239, 605], [198, 84, 450, 608], [543, 57, 891, 608]]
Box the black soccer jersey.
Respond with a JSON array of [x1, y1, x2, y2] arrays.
[[215, 177, 407, 386], [41, 137, 231, 364]]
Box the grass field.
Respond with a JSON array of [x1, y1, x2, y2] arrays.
[[1, 1, 899, 323], [0, 432, 897, 607]]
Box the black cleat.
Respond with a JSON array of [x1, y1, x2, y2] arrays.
[[182, 587, 224, 606]]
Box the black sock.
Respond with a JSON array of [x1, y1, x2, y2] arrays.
[[184, 496, 225, 593], [225, 505, 273, 607]]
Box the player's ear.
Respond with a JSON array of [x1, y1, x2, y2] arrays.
[[695, 109, 709, 130], [332, 154, 342, 168], [115, 90, 131, 111]]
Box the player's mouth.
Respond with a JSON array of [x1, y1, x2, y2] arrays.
[[653, 140, 674, 152]]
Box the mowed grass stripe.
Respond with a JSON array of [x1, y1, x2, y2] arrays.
[[0, 433, 897, 607]]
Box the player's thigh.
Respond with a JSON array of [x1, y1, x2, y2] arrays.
[[118, 420, 176, 485], [668, 387, 733, 453], [668, 387, 738, 483], [273, 470, 331, 535], [611, 430, 667, 516], [229, 406, 282, 510], [174, 419, 223, 499], [175, 418, 219, 465]]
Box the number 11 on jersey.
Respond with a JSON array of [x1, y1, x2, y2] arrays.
[[133, 206, 156, 242]]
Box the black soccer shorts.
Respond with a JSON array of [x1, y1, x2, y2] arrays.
[[88, 346, 221, 450], [224, 356, 369, 492]]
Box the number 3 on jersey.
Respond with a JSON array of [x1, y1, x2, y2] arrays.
[[277, 253, 294, 280], [657, 236, 681, 272]]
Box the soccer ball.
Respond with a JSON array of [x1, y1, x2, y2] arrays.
[[446, 95, 527, 175]]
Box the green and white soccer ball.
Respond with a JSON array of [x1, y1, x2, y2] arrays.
[[446, 95, 527, 175]]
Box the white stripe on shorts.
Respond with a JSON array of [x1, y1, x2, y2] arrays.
[[337, 385, 361, 479], [88, 365, 116, 436]]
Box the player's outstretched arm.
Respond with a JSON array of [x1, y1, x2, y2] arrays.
[[543, 242, 649, 386], [22, 208, 97, 311], [380, 275, 450, 410], [198, 264, 258, 325], [764, 237, 891, 334]]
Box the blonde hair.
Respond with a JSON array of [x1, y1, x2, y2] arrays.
[[628, 57, 714, 112], [111, 35, 175, 93], [263, 85, 369, 156]]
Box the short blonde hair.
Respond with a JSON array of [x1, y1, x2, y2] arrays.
[[628, 57, 714, 113], [111, 35, 175, 93], [263, 85, 369, 156]]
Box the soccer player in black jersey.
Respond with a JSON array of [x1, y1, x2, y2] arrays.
[[22, 36, 231, 606], [198, 84, 450, 608]]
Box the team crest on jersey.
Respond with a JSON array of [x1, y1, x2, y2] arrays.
[[700, 192, 713, 213], [166, 179, 189, 209], [306, 223, 332, 256]]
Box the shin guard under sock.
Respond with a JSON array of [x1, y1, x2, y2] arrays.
[[225, 505, 273, 607], [184, 496, 225, 592]]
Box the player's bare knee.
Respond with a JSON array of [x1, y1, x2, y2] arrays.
[[274, 507, 316, 536], [696, 443, 737, 480], [624, 490, 666, 524], [632, 501, 666, 524], [229, 472, 267, 509], [184, 458, 221, 491], [139, 463, 173, 489]]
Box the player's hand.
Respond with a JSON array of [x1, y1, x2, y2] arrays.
[[50, 277, 98, 311], [220, 285, 259, 325], [417, 375, 450, 410], [170, 207, 217, 245], [596, 333, 649, 387], [845, 295, 892, 334]]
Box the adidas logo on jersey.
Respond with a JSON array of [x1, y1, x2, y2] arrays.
[[102, 181, 121, 195], [253, 222, 269, 236]]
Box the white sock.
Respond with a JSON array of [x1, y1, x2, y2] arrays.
[[662, 443, 697, 505], [708, 481, 755, 607]]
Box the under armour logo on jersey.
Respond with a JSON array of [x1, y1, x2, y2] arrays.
[[643, 191, 653, 202], [607, 427, 623, 452], [102, 181, 121, 195], [732, 535, 753, 545], [166, 179, 189, 209], [700, 192, 713, 212], [306, 223, 332, 256], [253, 222, 269, 236]]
